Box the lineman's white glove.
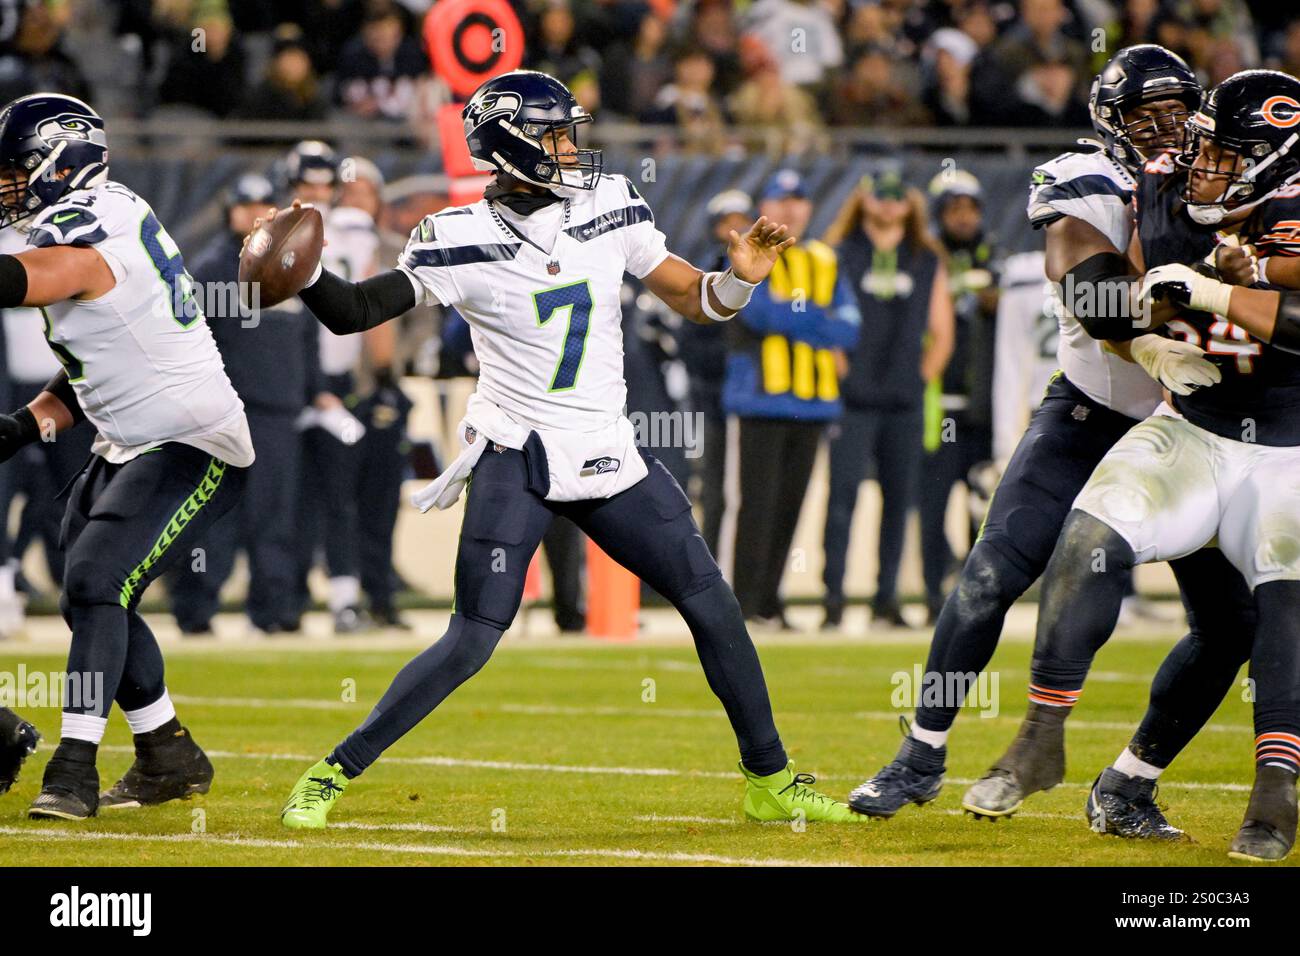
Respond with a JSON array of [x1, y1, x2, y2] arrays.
[[1129, 333, 1222, 395]]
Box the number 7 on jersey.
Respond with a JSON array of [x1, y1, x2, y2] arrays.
[[533, 280, 593, 392]]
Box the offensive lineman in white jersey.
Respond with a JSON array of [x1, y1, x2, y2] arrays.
[[274, 70, 867, 828], [849, 47, 1256, 841], [0, 94, 254, 819]]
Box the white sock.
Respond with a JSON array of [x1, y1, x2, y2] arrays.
[[328, 576, 360, 614], [61, 712, 108, 745], [124, 689, 176, 735], [1113, 747, 1162, 780], [911, 724, 949, 749]]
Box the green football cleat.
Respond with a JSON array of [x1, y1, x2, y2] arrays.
[[741, 761, 867, 823], [280, 759, 349, 829]]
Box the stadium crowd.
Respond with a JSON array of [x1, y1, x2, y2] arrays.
[[0, 0, 1293, 135]]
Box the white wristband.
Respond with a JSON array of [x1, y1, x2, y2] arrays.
[[1191, 273, 1234, 317], [1258, 256, 1270, 285], [711, 268, 758, 310]]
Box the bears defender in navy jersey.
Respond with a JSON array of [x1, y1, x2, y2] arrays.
[[0, 94, 248, 821], [1138, 149, 1300, 446], [273, 69, 871, 830], [853, 47, 1260, 839], [965, 70, 1300, 862]]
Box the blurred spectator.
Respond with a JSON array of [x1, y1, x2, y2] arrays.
[[642, 47, 728, 153], [526, 3, 602, 114], [821, 170, 953, 630], [237, 26, 328, 121], [1270, 20, 1300, 77], [335, 3, 428, 121], [692, 0, 744, 97], [969, 0, 1090, 126], [918, 169, 1001, 624], [1176, 0, 1259, 72], [601, 13, 673, 119], [829, 46, 931, 127], [730, 37, 825, 153], [741, 0, 844, 89], [159, 13, 246, 116], [722, 170, 860, 628], [0, 0, 87, 103]]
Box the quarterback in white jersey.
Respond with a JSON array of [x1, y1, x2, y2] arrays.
[[273, 70, 869, 830], [0, 94, 250, 820]]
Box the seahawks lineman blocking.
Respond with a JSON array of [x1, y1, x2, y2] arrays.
[[963, 69, 1300, 861], [0, 94, 253, 819], [850, 47, 1257, 839], [275, 70, 866, 827]]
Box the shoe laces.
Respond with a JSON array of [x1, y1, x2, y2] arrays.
[[778, 772, 833, 806], [297, 775, 344, 809]]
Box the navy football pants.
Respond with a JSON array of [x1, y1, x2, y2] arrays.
[[331, 447, 788, 778], [915, 374, 1254, 740]]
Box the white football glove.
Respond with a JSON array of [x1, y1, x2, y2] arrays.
[[1129, 333, 1222, 395], [1138, 263, 1234, 317]]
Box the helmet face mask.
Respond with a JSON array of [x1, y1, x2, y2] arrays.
[[1176, 70, 1300, 226], [0, 94, 107, 229], [1089, 45, 1201, 172], [463, 71, 603, 192]]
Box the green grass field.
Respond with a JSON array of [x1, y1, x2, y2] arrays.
[[0, 624, 1279, 867]]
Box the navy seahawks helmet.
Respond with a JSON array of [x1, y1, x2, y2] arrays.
[[1177, 70, 1300, 226], [462, 70, 602, 191], [1089, 45, 1201, 171], [283, 139, 339, 188], [0, 93, 108, 228]]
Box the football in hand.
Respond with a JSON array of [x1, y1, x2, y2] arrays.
[[238, 204, 324, 308]]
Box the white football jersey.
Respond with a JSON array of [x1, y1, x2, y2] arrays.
[[0, 226, 59, 383], [318, 204, 380, 376], [399, 173, 669, 432], [1027, 148, 1161, 421], [21, 180, 253, 466]]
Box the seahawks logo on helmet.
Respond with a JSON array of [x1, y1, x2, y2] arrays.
[[34, 113, 105, 149], [463, 91, 522, 136]]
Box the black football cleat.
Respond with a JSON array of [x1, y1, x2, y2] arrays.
[[100, 720, 214, 810], [849, 729, 945, 818], [1228, 766, 1297, 862], [29, 741, 99, 820], [1085, 767, 1186, 841], [962, 702, 1067, 819], [0, 708, 40, 796]]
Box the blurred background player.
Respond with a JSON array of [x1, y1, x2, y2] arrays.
[[337, 155, 413, 630], [680, 188, 752, 558], [283, 140, 369, 634], [167, 173, 324, 637], [821, 170, 954, 630], [918, 170, 1001, 623], [719, 169, 860, 629]]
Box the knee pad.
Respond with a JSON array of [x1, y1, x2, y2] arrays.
[[950, 541, 1036, 622], [1056, 509, 1135, 572], [63, 555, 125, 609], [440, 615, 505, 684]]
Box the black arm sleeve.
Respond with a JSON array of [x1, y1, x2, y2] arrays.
[[0, 254, 28, 308], [298, 268, 417, 336], [1272, 290, 1300, 356], [42, 368, 86, 424], [1061, 252, 1144, 341]]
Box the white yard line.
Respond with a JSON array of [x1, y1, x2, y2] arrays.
[[166, 694, 1255, 735], [91, 744, 1255, 792], [0, 826, 838, 867]]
